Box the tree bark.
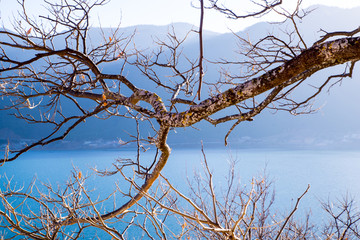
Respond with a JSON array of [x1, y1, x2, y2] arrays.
[[160, 37, 360, 127]]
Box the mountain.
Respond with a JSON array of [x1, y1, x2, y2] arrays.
[[1, 5, 360, 150]]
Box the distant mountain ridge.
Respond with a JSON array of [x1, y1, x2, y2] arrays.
[[1, 5, 360, 150]]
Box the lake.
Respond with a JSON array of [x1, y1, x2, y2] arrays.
[[1, 147, 360, 237]]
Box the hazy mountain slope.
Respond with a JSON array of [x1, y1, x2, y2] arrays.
[[1, 5, 360, 150]]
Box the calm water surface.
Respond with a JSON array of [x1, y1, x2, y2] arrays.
[[1, 148, 360, 235]]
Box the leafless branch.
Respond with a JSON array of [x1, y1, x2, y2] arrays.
[[208, 0, 282, 19]]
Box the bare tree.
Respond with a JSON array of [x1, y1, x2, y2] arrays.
[[139, 148, 312, 240], [321, 195, 360, 239], [1, 0, 360, 238]]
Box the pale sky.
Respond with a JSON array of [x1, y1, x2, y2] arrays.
[[1, 0, 360, 33]]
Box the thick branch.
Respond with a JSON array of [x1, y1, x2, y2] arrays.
[[60, 125, 171, 225], [162, 37, 360, 127]]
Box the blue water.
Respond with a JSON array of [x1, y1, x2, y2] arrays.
[[170, 148, 360, 222], [1, 148, 360, 237]]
